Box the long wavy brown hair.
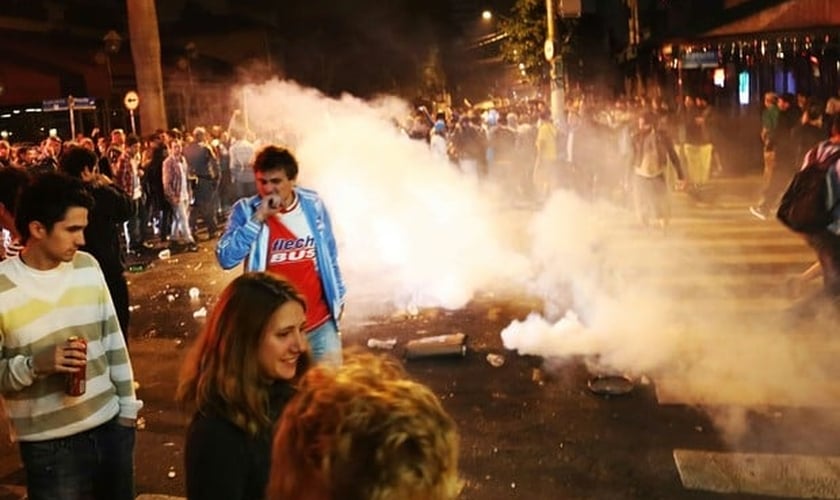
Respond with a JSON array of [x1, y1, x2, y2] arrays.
[[176, 272, 309, 436]]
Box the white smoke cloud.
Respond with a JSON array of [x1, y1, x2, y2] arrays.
[[234, 78, 838, 443], [239, 79, 531, 314]]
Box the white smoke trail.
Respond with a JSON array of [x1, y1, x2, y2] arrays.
[[235, 79, 839, 443], [239, 79, 531, 315]]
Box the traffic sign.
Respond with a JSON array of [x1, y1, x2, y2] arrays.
[[544, 39, 555, 61], [124, 91, 139, 111], [41, 97, 97, 111]]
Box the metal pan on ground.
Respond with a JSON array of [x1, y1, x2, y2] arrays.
[[587, 374, 635, 396]]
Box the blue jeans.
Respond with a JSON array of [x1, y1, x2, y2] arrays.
[[19, 416, 136, 500], [308, 320, 342, 365]]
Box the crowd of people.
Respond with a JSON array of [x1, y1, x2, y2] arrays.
[[401, 93, 722, 228], [407, 90, 840, 290], [0, 117, 461, 499], [2, 85, 840, 499]]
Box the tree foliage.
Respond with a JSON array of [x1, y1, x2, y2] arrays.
[[498, 0, 578, 86]]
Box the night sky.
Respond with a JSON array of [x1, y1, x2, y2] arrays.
[[3, 0, 524, 97]]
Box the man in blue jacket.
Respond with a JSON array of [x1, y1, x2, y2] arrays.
[[216, 145, 345, 363]]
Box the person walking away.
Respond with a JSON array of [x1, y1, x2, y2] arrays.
[[229, 129, 257, 200], [682, 96, 715, 201], [59, 146, 134, 341], [429, 120, 449, 163], [216, 145, 346, 364], [184, 127, 221, 240], [0, 172, 142, 500]]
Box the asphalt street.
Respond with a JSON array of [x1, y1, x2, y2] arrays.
[[2, 175, 840, 500]]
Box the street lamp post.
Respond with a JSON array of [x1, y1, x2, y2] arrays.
[[545, 0, 564, 123], [102, 30, 122, 132]]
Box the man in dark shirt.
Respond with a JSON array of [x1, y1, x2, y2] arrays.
[[184, 127, 221, 239], [751, 93, 801, 219], [751, 97, 827, 220], [59, 146, 133, 341]]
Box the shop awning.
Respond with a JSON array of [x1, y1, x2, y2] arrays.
[[702, 0, 840, 38]]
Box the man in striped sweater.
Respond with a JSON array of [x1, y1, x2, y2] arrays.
[[0, 173, 143, 500]]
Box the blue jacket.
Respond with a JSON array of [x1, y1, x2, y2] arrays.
[[216, 187, 346, 323]]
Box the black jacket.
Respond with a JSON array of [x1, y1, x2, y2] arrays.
[[184, 383, 295, 500], [82, 183, 131, 277]]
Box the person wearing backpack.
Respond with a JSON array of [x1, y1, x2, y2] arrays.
[[798, 114, 840, 296]]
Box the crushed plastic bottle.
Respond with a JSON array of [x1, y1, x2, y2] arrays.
[[367, 338, 397, 350], [486, 353, 505, 367]]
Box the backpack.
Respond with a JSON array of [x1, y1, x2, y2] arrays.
[[776, 147, 840, 233]]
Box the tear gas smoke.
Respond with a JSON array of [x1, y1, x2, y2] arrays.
[[239, 80, 531, 314], [235, 79, 837, 444]]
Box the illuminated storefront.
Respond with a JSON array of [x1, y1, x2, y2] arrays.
[[660, 0, 840, 106]]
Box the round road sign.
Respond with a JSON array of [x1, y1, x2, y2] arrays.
[[124, 91, 140, 111]]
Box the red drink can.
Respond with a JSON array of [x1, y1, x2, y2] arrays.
[[65, 336, 87, 396]]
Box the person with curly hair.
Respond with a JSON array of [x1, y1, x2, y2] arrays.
[[268, 352, 462, 500], [177, 272, 310, 500]]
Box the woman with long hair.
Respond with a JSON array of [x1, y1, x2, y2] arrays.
[[177, 272, 310, 500]]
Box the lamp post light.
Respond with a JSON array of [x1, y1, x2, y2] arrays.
[[102, 30, 122, 132], [544, 0, 563, 123]]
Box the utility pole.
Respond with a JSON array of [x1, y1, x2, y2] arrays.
[[546, 0, 564, 123]]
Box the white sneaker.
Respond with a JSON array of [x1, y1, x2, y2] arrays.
[[749, 206, 767, 220]]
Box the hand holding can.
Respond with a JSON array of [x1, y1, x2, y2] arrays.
[[65, 336, 87, 396]]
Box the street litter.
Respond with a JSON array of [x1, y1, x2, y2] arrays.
[[486, 353, 505, 367], [367, 338, 397, 350], [188, 287, 200, 300], [587, 374, 634, 396], [406, 303, 419, 317], [166, 294, 175, 303], [128, 305, 141, 312], [158, 249, 171, 260], [193, 307, 207, 319], [405, 332, 467, 360], [167, 467, 176, 479], [193, 262, 203, 271], [136, 417, 146, 430]]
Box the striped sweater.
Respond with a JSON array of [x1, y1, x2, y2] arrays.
[[0, 251, 143, 441]]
